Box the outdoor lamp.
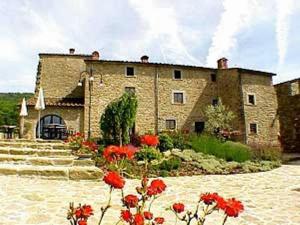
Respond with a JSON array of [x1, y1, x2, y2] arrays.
[[89, 76, 94, 82]]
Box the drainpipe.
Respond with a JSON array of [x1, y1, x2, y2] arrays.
[[238, 70, 247, 144], [154, 67, 159, 134]]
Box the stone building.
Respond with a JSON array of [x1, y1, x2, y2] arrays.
[[275, 78, 300, 152], [24, 49, 279, 146]]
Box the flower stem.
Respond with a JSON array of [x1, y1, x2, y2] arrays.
[[98, 187, 113, 225], [222, 215, 228, 225]]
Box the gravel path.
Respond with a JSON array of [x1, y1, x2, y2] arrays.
[[0, 165, 299, 225]]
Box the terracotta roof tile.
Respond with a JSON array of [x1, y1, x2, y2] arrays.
[[26, 97, 84, 107]]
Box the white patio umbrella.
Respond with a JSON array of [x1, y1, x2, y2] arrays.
[[19, 98, 28, 138], [35, 87, 45, 139]]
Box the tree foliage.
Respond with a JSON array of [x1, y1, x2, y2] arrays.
[[100, 92, 138, 145], [204, 98, 235, 137], [0, 93, 33, 126]]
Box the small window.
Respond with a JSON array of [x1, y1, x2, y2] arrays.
[[289, 82, 299, 96], [212, 98, 219, 106], [173, 92, 184, 104], [247, 94, 256, 105], [166, 119, 176, 130], [249, 123, 258, 134], [195, 122, 205, 133], [211, 73, 217, 82], [174, 70, 182, 80], [126, 67, 135, 76], [125, 87, 136, 94]]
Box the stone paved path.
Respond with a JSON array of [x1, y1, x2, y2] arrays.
[[0, 165, 299, 225]]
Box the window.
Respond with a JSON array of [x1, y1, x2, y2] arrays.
[[289, 82, 299, 96], [173, 92, 184, 104], [212, 98, 219, 106], [125, 87, 136, 94], [195, 122, 205, 133], [166, 119, 176, 130], [211, 73, 217, 82], [247, 94, 256, 105], [126, 67, 135, 76], [249, 123, 258, 134], [173, 70, 182, 80]]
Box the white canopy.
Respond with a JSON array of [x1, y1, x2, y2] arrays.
[[19, 98, 28, 116], [35, 87, 45, 110]]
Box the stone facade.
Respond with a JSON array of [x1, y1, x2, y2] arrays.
[[275, 79, 300, 152], [24, 50, 280, 147]]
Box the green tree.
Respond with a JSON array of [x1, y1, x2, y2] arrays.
[[100, 92, 138, 145], [204, 98, 235, 137]]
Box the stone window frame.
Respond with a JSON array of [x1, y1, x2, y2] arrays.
[[171, 90, 186, 104], [125, 86, 136, 94], [249, 122, 258, 135], [125, 66, 136, 77], [173, 69, 183, 80], [166, 118, 177, 130], [246, 93, 256, 106]]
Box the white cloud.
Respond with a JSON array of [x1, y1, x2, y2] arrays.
[[206, 0, 260, 67], [129, 0, 199, 64], [276, 0, 294, 66]]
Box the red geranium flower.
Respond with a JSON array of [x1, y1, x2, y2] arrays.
[[103, 171, 125, 189], [147, 179, 166, 196], [133, 213, 144, 225], [124, 194, 139, 208], [172, 203, 185, 213], [224, 198, 244, 217], [200, 193, 221, 205], [143, 211, 153, 220], [103, 145, 137, 162], [103, 145, 120, 162], [121, 210, 132, 222], [140, 135, 159, 146], [154, 217, 165, 224], [78, 220, 87, 225], [81, 205, 93, 217]]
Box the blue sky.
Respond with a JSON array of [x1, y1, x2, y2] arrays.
[[0, 0, 299, 92]]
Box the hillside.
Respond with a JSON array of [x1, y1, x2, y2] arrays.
[[0, 93, 34, 126]]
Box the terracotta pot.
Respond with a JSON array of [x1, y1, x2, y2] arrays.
[[77, 153, 93, 159]]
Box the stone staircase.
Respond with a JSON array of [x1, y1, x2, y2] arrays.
[[0, 140, 103, 180]]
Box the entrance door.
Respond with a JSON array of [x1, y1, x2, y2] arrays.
[[195, 122, 205, 134], [36, 115, 66, 139]]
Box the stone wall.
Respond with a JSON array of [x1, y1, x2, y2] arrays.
[[241, 72, 279, 146], [84, 61, 218, 137], [23, 106, 84, 139], [38, 55, 87, 98], [275, 79, 300, 152]]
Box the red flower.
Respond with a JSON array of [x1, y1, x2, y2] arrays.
[[224, 198, 244, 217], [172, 203, 185, 213], [103, 171, 125, 189], [103, 145, 136, 162], [200, 193, 221, 205], [133, 213, 144, 225], [124, 194, 139, 208], [75, 208, 82, 218], [121, 210, 132, 222], [143, 211, 153, 220], [140, 135, 159, 146], [82, 141, 98, 152], [81, 205, 93, 217], [78, 220, 87, 225], [154, 217, 165, 224], [147, 179, 166, 196]]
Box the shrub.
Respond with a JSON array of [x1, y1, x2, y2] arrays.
[[135, 146, 162, 162], [158, 133, 173, 152], [189, 135, 252, 162], [167, 131, 190, 150], [157, 157, 182, 171], [250, 144, 282, 161]]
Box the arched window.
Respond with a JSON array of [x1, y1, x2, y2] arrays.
[[36, 114, 66, 139]]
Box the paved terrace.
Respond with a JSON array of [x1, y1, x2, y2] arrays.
[[0, 165, 299, 225]]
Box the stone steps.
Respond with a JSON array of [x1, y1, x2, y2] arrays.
[[0, 164, 102, 180], [0, 139, 103, 180], [0, 154, 95, 167]]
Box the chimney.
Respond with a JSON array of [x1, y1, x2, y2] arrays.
[[140, 55, 149, 63], [217, 57, 228, 69], [92, 51, 100, 60], [69, 48, 75, 54]]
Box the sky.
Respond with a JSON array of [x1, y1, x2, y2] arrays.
[[0, 0, 299, 92]]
